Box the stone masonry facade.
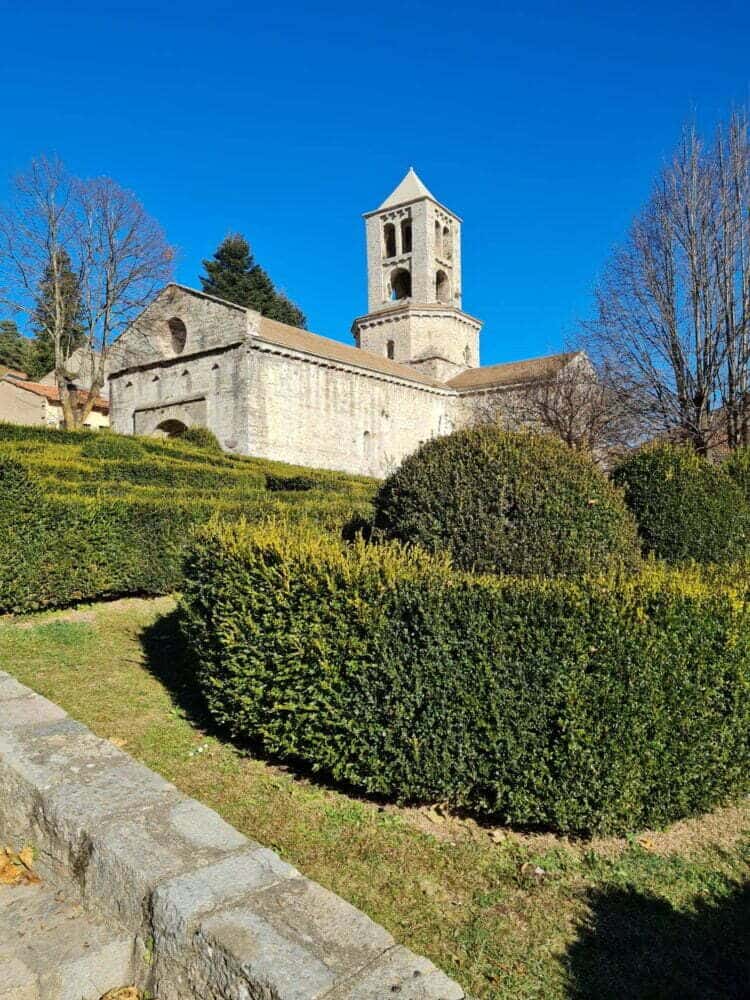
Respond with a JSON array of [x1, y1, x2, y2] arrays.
[[110, 170, 574, 477]]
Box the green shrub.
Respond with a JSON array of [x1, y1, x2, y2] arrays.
[[180, 521, 750, 835], [79, 431, 146, 461], [724, 446, 750, 504], [0, 422, 375, 612], [371, 427, 640, 578], [265, 474, 317, 492], [613, 444, 750, 564], [178, 426, 222, 452]]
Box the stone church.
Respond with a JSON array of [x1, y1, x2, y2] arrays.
[[110, 170, 574, 477]]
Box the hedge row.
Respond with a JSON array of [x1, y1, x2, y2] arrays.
[[179, 520, 750, 835], [0, 452, 372, 613]]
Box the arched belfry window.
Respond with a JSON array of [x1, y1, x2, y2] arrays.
[[386, 339, 395, 360], [434, 220, 442, 257], [383, 223, 396, 258], [167, 317, 187, 354], [400, 219, 412, 254], [436, 270, 450, 303], [442, 226, 452, 260], [390, 268, 411, 301]]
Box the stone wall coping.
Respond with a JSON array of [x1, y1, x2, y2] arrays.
[[0, 672, 466, 1000]]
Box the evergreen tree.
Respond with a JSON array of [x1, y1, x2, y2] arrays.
[[200, 233, 306, 328], [27, 250, 86, 379], [0, 320, 31, 372]]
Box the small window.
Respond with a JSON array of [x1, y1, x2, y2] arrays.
[[435, 220, 442, 257], [167, 317, 187, 354], [442, 226, 452, 260], [386, 340, 395, 360], [436, 270, 450, 303], [390, 268, 411, 300], [401, 219, 412, 254], [383, 223, 396, 258]]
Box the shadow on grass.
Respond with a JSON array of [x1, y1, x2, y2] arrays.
[[565, 881, 750, 999], [139, 608, 222, 737]]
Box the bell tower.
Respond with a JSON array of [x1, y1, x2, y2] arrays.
[[352, 168, 482, 382]]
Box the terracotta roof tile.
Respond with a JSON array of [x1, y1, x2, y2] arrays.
[[255, 316, 446, 389], [2, 376, 109, 413], [447, 352, 576, 391]]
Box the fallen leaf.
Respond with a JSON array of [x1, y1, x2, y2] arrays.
[[108, 737, 127, 748], [17, 846, 34, 870], [0, 845, 41, 886]]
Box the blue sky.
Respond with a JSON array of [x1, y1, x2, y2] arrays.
[[1, 1, 749, 365]]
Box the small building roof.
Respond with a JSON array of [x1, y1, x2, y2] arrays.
[[447, 352, 577, 391], [1, 375, 109, 413], [0, 367, 28, 380], [378, 168, 438, 210]]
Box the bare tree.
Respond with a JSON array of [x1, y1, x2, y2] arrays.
[[0, 156, 174, 429], [584, 113, 750, 455], [476, 353, 643, 460]]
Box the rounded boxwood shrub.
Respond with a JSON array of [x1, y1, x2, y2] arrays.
[[371, 427, 640, 578], [724, 446, 750, 504], [178, 426, 222, 452], [613, 444, 750, 564], [180, 521, 750, 835]]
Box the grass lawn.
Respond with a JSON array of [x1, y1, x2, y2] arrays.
[[1, 597, 748, 999]]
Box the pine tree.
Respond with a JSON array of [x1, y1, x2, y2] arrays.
[[27, 250, 86, 379], [200, 233, 306, 328], [0, 320, 31, 372]]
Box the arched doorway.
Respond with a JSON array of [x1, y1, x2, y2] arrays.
[[154, 418, 188, 438]]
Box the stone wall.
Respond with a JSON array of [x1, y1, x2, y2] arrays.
[[110, 287, 252, 452], [0, 672, 466, 1000], [247, 343, 455, 478]]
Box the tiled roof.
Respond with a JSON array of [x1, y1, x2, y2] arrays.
[[254, 316, 446, 389], [2, 376, 109, 412], [447, 352, 577, 391], [0, 367, 28, 380]]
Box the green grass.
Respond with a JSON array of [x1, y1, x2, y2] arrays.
[[1, 598, 748, 999]]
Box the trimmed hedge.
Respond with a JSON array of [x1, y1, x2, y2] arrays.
[[724, 446, 750, 505], [0, 426, 375, 612], [180, 520, 750, 835], [614, 444, 750, 564], [371, 427, 641, 578], [265, 474, 317, 492], [178, 426, 223, 452]]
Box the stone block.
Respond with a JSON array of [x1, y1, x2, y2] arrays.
[[152, 846, 297, 950], [184, 876, 395, 999], [0, 671, 33, 701], [0, 693, 67, 730], [0, 956, 38, 1000], [168, 798, 249, 851], [327, 946, 466, 999]]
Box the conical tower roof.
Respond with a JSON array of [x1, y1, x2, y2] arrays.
[[377, 168, 437, 210]]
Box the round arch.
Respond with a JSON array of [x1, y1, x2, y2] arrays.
[[390, 268, 411, 301], [154, 418, 188, 438]]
